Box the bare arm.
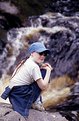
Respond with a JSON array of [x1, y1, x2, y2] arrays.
[[36, 63, 52, 90]]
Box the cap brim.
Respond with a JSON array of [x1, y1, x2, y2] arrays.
[[36, 48, 50, 54]]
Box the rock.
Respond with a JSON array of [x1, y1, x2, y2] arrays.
[[0, 103, 67, 121]]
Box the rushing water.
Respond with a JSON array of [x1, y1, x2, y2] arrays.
[[1, 12, 79, 80], [0, 11, 79, 120]]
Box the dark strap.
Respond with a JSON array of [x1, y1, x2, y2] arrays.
[[11, 59, 26, 79]]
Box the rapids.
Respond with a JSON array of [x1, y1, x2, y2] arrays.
[[0, 12, 79, 120]]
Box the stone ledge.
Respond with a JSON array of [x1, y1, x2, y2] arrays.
[[0, 103, 67, 121]]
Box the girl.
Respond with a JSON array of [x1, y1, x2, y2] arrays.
[[1, 42, 52, 118]]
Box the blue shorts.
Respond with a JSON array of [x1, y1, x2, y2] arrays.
[[9, 82, 41, 117]]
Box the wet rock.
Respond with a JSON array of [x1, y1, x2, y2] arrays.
[[1, 0, 79, 18]]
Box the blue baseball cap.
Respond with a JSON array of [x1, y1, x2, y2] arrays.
[[28, 42, 50, 54]]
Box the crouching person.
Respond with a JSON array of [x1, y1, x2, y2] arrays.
[[1, 42, 52, 119]]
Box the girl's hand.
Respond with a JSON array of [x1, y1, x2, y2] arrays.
[[41, 63, 53, 71]]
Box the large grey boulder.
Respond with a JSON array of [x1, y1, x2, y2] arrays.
[[0, 103, 67, 121]]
